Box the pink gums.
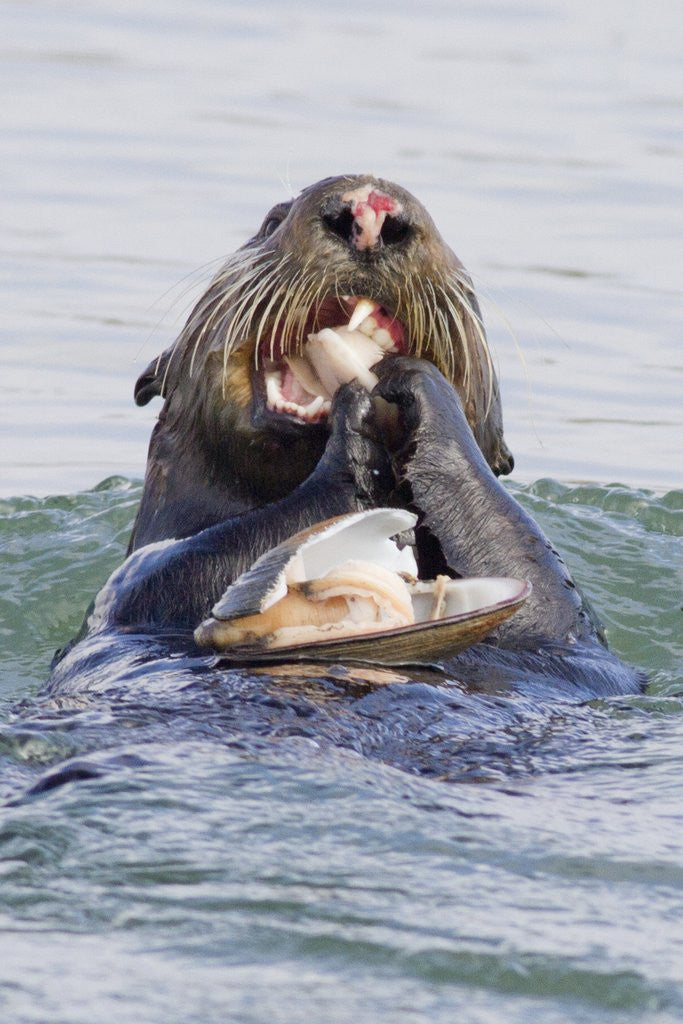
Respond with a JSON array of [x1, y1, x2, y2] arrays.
[[374, 306, 406, 349]]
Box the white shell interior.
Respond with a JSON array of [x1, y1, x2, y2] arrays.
[[274, 508, 418, 609], [410, 577, 525, 622], [198, 504, 530, 653]]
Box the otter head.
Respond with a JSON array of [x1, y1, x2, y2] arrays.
[[132, 175, 513, 545]]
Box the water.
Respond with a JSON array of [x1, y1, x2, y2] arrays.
[[1, 1, 682, 1022], [2, 488, 681, 1024]]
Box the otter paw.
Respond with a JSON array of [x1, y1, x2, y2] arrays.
[[328, 380, 378, 439], [322, 382, 395, 507], [372, 356, 467, 447]]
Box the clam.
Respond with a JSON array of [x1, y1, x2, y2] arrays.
[[194, 509, 531, 666]]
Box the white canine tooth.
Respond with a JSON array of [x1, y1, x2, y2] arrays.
[[306, 395, 325, 417], [347, 298, 376, 332], [266, 371, 282, 407], [359, 316, 378, 337]]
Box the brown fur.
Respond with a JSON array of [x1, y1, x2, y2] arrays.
[[130, 175, 513, 551]]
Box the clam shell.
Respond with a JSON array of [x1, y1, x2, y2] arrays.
[[209, 508, 418, 622], [211, 580, 531, 667], [194, 509, 531, 666]]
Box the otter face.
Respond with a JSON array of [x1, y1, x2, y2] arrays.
[[135, 175, 512, 508], [221, 177, 495, 430]]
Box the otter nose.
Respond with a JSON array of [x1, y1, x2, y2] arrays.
[[321, 185, 411, 253]]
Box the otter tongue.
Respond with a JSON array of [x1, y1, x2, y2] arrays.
[[305, 326, 383, 394]]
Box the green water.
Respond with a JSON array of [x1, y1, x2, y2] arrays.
[[1, 479, 681, 1023]]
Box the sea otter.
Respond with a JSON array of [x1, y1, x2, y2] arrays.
[[127, 175, 512, 551], [51, 175, 641, 697]]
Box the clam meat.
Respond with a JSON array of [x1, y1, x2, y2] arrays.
[[264, 298, 400, 423], [194, 509, 531, 664]]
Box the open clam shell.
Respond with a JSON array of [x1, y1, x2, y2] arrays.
[[194, 509, 530, 666]]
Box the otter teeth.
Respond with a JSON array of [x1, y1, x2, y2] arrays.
[[305, 394, 326, 417], [347, 298, 376, 332], [264, 301, 399, 421], [345, 300, 397, 353], [359, 315, 378, 337], [265, 367, 331, 422], [265, 371, 282, 409]]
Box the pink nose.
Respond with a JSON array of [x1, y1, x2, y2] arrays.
[[343, 186, 399, 251], [322, 183, 410, 252]]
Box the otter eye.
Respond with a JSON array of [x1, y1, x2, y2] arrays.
[[261, 202, 291, 238], [263, 217, 281, 237]]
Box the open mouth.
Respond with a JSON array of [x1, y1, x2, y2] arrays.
[[259, 297, 406, 423]]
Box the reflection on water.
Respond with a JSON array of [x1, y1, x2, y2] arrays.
[[1, 0, 681, 494]]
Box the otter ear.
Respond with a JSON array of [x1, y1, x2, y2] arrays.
[[134, 348, 173, 406]]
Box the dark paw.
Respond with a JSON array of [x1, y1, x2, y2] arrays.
[[372, 356, 467, 448], [328, 380, 377, 438], [321, 382, 395, 506]]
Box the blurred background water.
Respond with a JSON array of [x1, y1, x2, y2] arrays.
[[0, 2, 681, 1022]]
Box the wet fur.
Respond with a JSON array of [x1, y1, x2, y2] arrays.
[[128, 175, 513, 552], [49, 177, 642, 701], [53, 361, 642, 698]]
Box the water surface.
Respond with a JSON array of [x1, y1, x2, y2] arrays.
[[1, 0, 680, 492], [1, 2, 682, 1022]]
